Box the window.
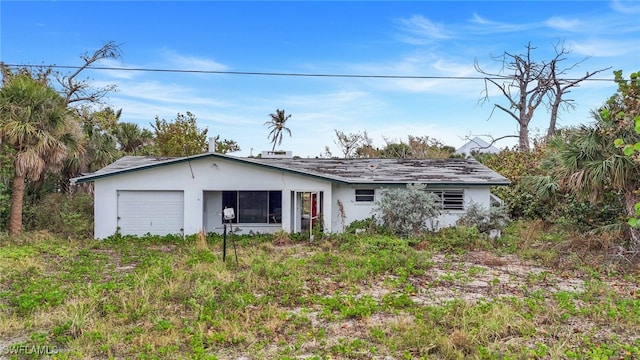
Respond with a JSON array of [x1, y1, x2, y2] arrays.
[[355, 189, 375, 202], [428, 189, 464, 210], [222, 191, 282, 224]]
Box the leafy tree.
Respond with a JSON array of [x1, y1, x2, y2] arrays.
[[358, 131, 375, 156], [329, 130, 378, 158], [480, 143, 548, 219], [151, 112, 208, 157], [209, 135, 241, 154], [381, 141, 413, 158], [0, 74, 84, 235], [339, 133, 456, 159], [377, 136, 455, 159], [333, 130, 365, 158], [149, 112, 240, 157], [406, 135, 456, 158], [608, 70, 640, 244], [264, 109, 292, 151]]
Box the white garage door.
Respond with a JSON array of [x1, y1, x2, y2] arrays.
[[117, 191, 184, 236]]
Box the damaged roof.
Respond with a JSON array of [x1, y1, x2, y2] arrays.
[[72, 153, 510, 186]]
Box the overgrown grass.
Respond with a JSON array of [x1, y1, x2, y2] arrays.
[[0, 222, 638, 359]]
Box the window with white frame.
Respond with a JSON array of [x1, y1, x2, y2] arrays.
[[355, 189, 375, 202], [427, 189, 464, 210]]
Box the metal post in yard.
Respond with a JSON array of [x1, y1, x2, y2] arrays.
[[222, 223, 227, 262]]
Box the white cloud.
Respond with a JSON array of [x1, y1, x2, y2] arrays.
[[100, 80, 230, 107], [396, 15, 452, 44], [610, 0, 640, 14], [567, 38, 640, 58], [160, 48, 229, 71], [545, 16, 580, 31], [469, 13, 534, 34]]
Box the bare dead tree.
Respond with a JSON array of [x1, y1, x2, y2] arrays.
[[56, 41, 123, 106], [475, 42, 550, 151], [544, 42, 611, 140], [476, 42, 612, 150]]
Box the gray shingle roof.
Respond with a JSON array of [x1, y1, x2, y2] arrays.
[[72, 153, 509, 186]]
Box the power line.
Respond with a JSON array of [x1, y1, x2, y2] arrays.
[[1, 63, 616, 82]]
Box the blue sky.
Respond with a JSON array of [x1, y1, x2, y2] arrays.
[[2, 1, 639, 158]]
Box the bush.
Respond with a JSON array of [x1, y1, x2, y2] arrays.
[[345, 216, 379, 235], [26, 193, 94, 239], [428, 226, 489, 252], [456, 203, 511, 234], [375, 184, 440, 237]]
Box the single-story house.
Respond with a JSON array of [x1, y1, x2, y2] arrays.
[[71, 148, 509, 239]]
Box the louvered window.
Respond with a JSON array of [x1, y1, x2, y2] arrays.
[[427, 189, 464, 210], [355, 189, 375, 202]]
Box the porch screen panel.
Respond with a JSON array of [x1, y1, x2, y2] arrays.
[[269, 191, 282, 223], [238, 191, 268, 223], [222, 190, 282, 224]]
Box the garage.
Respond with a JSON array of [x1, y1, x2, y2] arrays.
[[116, 190, 184, 236]]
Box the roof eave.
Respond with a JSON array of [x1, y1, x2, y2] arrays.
[[70, 153, 354, 185], [343, 181, 510, 186], [70, 153, 511, 187]]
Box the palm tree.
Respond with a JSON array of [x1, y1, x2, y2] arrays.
[[536, 110, 640, 249], [115, 122, 153, 155], [264, 109, 292, 151], [0, 74, 84, 235]]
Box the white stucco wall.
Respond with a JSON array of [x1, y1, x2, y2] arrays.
[[329, 184, 492, 232], [92, 157, 332, 239], [91, 155, 497, 239]]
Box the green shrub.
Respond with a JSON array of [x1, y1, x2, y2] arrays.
[[456, 202, 511, 234], [428, 226, 489, 252], [26, 193, 94, 238], [345, 216, 379, 234], [375, 184, 440, 237]]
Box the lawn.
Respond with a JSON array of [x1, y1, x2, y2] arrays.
[[1, 222, 639, 359]]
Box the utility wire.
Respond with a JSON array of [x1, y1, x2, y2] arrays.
[[2, 63, 617, 82]]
